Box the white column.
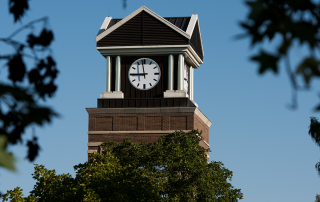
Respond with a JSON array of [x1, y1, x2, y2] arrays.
[[106, 56, 111, 92], [168, 55, 173, 90], [115, 56, 121, 91], [190, 66, 194, 100], [178, 54, 184, 91]]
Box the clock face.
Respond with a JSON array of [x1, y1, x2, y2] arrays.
[[184, 64, 188, 94], [128, 58, 161, 90]]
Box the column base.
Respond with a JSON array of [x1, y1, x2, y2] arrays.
[[100, 91, 124, 99], [164, 90, 188, 98]]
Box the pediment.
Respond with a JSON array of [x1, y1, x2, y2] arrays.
[[96, 6, 204, 61]]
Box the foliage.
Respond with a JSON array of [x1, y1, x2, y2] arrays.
[[3, 131, 243, 201], [309, 117, 320, 175], [1, 0, 58, 171], [240, 0, 320, 110]]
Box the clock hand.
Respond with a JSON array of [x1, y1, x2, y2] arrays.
[[142, 63, 146, 78], [130, 73, 148, 76], [137, 63, 140, 81]]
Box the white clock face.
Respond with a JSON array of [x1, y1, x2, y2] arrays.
[[184, 64, 188, 94], [128, 58, 161, 90]]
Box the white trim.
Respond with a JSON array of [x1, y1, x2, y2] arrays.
[[88, 130, 192, 135], [195, 108, 212, 127], [186, 14, 198, 36], [87, 150, 97, 154], [97, 45, 202, 68], [87, 130, 210, 148], [97, 44, 189, 50], [195, 134, 210, 147], [96, 6, 190, 42], [100, 17, 112, 29], [187, 40, 203, 64]]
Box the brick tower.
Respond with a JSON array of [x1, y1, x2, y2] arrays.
[[86, 6, 211, 157]]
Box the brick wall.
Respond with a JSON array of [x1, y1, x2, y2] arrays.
[[87, 110, 210, 154], [89, 112, 195, 131]]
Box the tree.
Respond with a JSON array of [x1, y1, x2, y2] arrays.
[[0, 0, 58, 171], [240, 0, 320, 110], [2, 131, 243, 201]]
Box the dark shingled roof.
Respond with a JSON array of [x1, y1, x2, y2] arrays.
[[106, 17, 191, 32]]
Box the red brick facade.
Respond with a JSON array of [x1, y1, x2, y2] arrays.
[[87, 108, 210, 156]]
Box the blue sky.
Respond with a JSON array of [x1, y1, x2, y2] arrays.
[[1, 0, 319, 201]]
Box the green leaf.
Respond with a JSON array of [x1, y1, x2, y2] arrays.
[[251, 50, 279, 74], [0, 135, 16, 171]]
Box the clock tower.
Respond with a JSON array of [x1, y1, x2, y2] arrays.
[[86, 6, 211, 157]]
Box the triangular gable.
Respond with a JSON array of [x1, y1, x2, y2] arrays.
[[96, 6, 190, 42], [97, 10, 189, 47]]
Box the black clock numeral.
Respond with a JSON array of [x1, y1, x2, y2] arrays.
[[154, 73, 159, 75], [153, 79, 157, 81], [149, 83, 152, 86], [137, 62, 140, 65], [153, 66, 157, 69], [143, 84, 146, 89], [132, 67, 136, 70], [142, 59, 146, 64], [132, 79, 136, 82], [149, 61, 152, 65], [137, 83, 140, 87]]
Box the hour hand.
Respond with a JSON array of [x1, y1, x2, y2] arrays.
[[130, 73, 148, 76]]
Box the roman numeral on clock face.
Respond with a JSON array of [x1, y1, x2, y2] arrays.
[[143, 84, 146, 89], [154, 73, 159, 75]]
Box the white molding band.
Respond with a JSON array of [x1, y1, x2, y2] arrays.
[[195, 134, 210, 147], [87, 131, 210, 148], [195, 108, 212, 127], [168, 55, 173, 90], [178, 54, 184, 90], [100, 17, 112, 30], [87, 150, 96, 154], [106, 56, 111, 91], [115, 56, 121, 91], [97, 45, 203, 68], [186, 14, 198, 36], [96, 6, 190, 42]]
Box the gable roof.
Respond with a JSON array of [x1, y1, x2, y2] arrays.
[[96, 6, 190, 42], [96, 6, 204, 60]]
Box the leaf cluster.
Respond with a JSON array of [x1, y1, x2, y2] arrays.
[[0, 0, 58, 171], [308, 117, 320, 175], [2, 131, 243, 201], [240, 0, 320, 110]]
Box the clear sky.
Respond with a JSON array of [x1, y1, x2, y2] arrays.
[[0, 0, 319, 201]]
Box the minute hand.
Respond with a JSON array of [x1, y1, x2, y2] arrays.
[[130, 73, 148, 76], [142, 64, 146, 78]]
